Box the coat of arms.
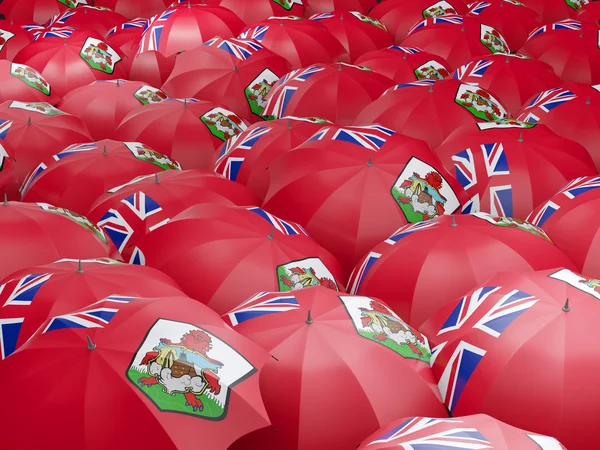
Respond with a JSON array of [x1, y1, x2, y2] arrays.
[[549, 268, 600, 301], [200, 107, 247, 141], [8, 101, 64, 116], [391, 157, 460, 222], [473, 212, 552, 241], [58, 0, 89, 6], [272, 0, 304, 10], [340, 296, 431, 363], [480, 24, 510, 54], [476, 119, 536, 130], [455, 84, 506, 122], [414, 60, 450, 80], [37, 202, 108, 243], [564, 0, 587, 10], [80, 37, 121, 74], [245, 69, 280, 118], [10, 64, 51, 96], [349, 12, 388, 31], [128, 319, 256, 419], [123, 142, 182, 171], [133, 86, 168, 105], [277, 257, 339, 292], [0, 28, 15, 53], [422, 1, 458, 18]]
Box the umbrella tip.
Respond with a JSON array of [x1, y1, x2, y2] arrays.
[[233, 65, 238, 72], [86, 334, 96, 350], [267, 229, 275, 240], [77, 259, 84, 273], [338, 62, 342, 71], [287, 118, 292, 129], [586, 96, 591, 105], [518, 132, 523, 143], [451, 214, 457, 226], [306, 309, 314, 324], [280, 19, 284, 26], [27, 116, 32, 125], [429, 83, 433, 92], [155, 172, 160, 183], [64, 39, 67, 46], [461, 26, 465, 32], [103, 144, 108, 155], [505, 55, 510, 63], [562, 298, 570, 312], [403, 51, 407, 60], [184, 98, 187, 106], [2, 193, 7, 205], [367, 157, 373, 167], [116, 79, 120, 86]]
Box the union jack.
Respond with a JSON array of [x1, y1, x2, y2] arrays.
[[262, 66, 325, 118], [0, 119, 12, 140], [385, 221, 438, 245], [129, 247, 146, 265], [309, 13, 336, 21], [219, 156, 245, 181], [138, 9, 177, 53], [120, 191, 162, 221], [19, 163, 47, 197], [0, 318, 24, 359], [247, 207, 308, 235], [400, 428, 490, 449], [106, 18, 149, 38], [223, 292, 300, 326], [408, 15, 464, 36], [556, 176, 600, 199], [472, 289, 538, 338], [438, 286, 501, 335], [368, 417, 463, 444], [32, 26, 75, 40], [527, 19, 581, 41], [238, 25, 269, 42], [346, 251, 382, 294], [0, 143, 7, 170], [393, 80, 436, 90], [216, 126, 271, 162], [53, 143, 97, 161], [489, 185, 513, 217], [42, 295, 136, 334], [0, 273, 53, 307], [45, 9, 76, 27], [454, 59, 494, 80], [107, 174, 155, 193], [468, 2, 491, 14], [97, 209, 134, 252], [388, 46, 421, 54], [203, 37, 263, 60], [437, 340, 487, 413], [307, 124, 395, 151], [527, 199, 560, 227]]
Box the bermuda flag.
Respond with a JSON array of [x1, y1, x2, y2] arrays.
[[203, 37, 263, 60], [247, 207, 308, 235], [347, 251, 382, 294], [307, 125, 395, 151], [408, 15, 464, 35]]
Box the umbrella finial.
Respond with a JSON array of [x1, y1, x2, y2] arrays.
[[3, 193, 7, 205], [86, 334, 97, 350], [184, 98, 187, 107], [305, 309, 314, 324], [116, 79, 120, 87], [403, 50, 407, 60], [267, 229, 275, 240], [429, 82, 433, 93], [27, 116, 32, 125], [287, 118, 292, 129], [103, 144, 108, 155], [562, 298, 570, 312], [461, 25, 465, 32], [451, 214, 457, 226], [367, 157, 373, 167], [518, 132, 523, 143], [280, 19, 284, 26], [64, 39, 67, 46], [505, 54, 510, 63], [233, 65, 238, 72], [155, 173, 160, 183], [77, 259, 84, 273], [587, 96, 591, 105], [338, 62, 342, 71]]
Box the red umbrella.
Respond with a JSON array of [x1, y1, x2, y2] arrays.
[[355, 45, 452, 84], [13, 28, 127, 98], [0, 257, 183, 359], [136, 4, 246, 57], [355, 79, 508, 150], [0, 22, 32, 61], [420, 268, 600, 449], [577, 0, 600, 25], [518, 20, 600, 84], [0, 201, 118, 281], [0, 60, 59, 104], [226, 287, 447, 450], [435, 120, 596, 218], [528, 176, 600, 278], [467, 0, 541, 51], [238, 16, 350, 69], [304, 0, 378, 15], [42, 5, 128, 36], [214, 116, 331, 200], [522, 0, 589, 24], [0, 100, 92, 181], [88, 169, 260, 264], [453, 54, 563, 117], [369, 0, 468, 44], [105, 17, 149, 71], [161, 36, 292, 122], [137, 203, 344, 314], [128, 49, 177, 87], [20, 140, 181, 214], [359, 414, 567, 449], [0, 294, 270, 449], [219, 0, 305, 24], [517, 84, 600, 171], [93, 0, 171, 20], [262, 63, 394, 125], [115, 98, 249, 170], [0, 142, 18, 199], [347, 213, 576, 327], [0, 0, 76, 25], [401, 15, 511, 70], [308, 11, 394, 62], [262, 124, 469, 278], [58, 79, 168, 140]]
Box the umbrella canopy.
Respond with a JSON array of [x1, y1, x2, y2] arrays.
[[517, 83, 600, 171], [347, 213, 577, 327], [128, 49, 177, 87], [304, 0, 378, 15], [58, 79, 168, 140], [0, 22, 32, 61], [0, 141, 18, 199], [137, 203, 344, 314], [13, 28, 127, 98], [453, 54, 563, 118], [401, 15, 511, 70], [136, 4, 246, 57], [219, 0, 305, 24], [355, 45, 452, 84], [115, 97, 249, 170], [161, 36, 292, 122], [41, 5, 128, 36], [214, 116, 331, 200], [104, 16, 149, 71], [262, 63, 394, 125], [0, 257, 183, 359], [434, 120, 597, 219], [359, 414, 566, 449], [577, 0, 600, 25], [308, 11, 394, 62], [528, 176, 600, 279], [0, 0, 78, 25], [369, 0, 468, 44], [238, 16, 350, 69], [93, 0, 172, 20], [0, 60, 59, 105], [262, 123, 469, 278], [0, 201, 118, 280], [88, 169, 260, 264], [0, 294, 270, 450], [518, 20, 600, 84], [355, 79, 508, 150], [226, 287, 448, 450], [467, 0, 541, 51], [19, 140, 181, 214], [522, 0, 589, 24], [421, 268, 600, 449], [0, 100, 92, 181]]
